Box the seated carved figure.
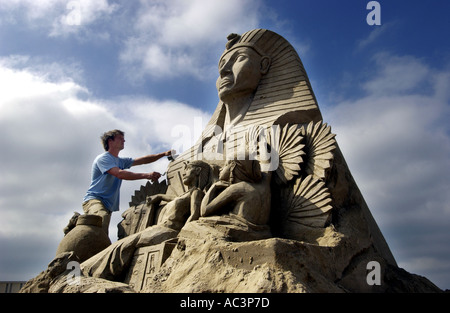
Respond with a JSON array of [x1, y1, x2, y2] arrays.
[[201, 158, 270, 225], [180, 157, 272, 242], [147, 160, 218, 230], [81, 160, 216, 280]]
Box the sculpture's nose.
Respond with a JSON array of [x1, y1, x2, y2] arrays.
[[219, 60, 232, 78]]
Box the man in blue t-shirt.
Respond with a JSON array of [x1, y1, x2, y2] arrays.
[[83, 129, 171, 236]]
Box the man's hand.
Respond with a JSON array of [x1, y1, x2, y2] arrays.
[[132, 150, 175, 167], [147, 171, 161, 182]]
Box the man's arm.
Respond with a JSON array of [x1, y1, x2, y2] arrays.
[[107, 167, 161, 181], [132, 150, 171, 167]]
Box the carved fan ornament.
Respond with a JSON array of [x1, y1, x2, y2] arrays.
[[274, 121, 336, 229], [281, 174, 333, 228], [270, 124, 305, 184], [246, 124, 305, 184], [126, 121, 336, 233], [300, 121, 336, 180]]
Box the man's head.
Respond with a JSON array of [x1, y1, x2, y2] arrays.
[[101, 129, 125, 151]]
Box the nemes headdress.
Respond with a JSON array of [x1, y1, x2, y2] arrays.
[[165, 29, 323, 194], [215, 29, 322, 129], [220, 31, 269, 62]]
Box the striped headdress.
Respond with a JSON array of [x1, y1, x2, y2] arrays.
[[166, 29, 323, 195]]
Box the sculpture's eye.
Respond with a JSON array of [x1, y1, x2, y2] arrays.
[[235, 54, 247, 62]]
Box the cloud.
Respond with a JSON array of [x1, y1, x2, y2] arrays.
[[323, 53, 450, 288], [119, 0, 262, 81], [50, 0, 118, 38], [356, 22, 396, 51], [362, 52, 434, 96], [0, 0, 287, 90], [0, 0, 267, 82], [0, 0, 118, 39], [0, 0, 62, 20], [0, 56, 211, 280]]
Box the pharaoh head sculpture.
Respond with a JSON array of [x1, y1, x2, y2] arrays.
[[166, 29, 324, 195], [208, 29, 322, 130], [182, 160, 218, 191], [216, 33, 271, 104]]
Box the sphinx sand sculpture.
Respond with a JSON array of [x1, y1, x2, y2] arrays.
[[21, 29, 441, 293]]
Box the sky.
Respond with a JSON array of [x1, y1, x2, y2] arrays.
[[0, 0, 449, 291]]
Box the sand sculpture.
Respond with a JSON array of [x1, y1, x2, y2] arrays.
[[21, 29, 441, 293]]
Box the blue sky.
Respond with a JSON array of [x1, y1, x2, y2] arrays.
[[0, 0, 449, 290]]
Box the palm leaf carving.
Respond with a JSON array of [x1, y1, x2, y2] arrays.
[[246, 124, 305, 184], [281, 174, 333, 228], [300, 121, 336, 179], [245, 125, 264, 161], [270, 124, 305, 184]]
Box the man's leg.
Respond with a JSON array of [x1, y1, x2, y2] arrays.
[[82, 199, 112, 235]]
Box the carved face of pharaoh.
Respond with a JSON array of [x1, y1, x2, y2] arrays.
[[217, 47, 270, 103], [182, 164, 202, 187]]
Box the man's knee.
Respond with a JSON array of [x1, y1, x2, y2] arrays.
[[82, 199, 111, 235]]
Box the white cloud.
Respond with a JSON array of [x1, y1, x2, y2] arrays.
[[50, 0, 118, 38], [323, 53, 450, 288], [114, 98, 210, 152], [0, 0, 62, 20], [0, 56, 211, 280], [0, 55, 87, 103], [0, 0, 270, 82], [0, 58, 114, 279], [362, 52, 432, 95], [120, 0, 261, 81], [0, 0, 118, 39], [356, 22, 396, 51]]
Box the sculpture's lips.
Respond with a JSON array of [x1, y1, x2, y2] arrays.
[[219, 79, 233, 89]]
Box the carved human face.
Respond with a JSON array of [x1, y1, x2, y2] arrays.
[[217, 47, 270, 102], [183, 164, 201, 187]]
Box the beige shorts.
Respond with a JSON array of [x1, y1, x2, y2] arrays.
[[82, 199, 112, 235]]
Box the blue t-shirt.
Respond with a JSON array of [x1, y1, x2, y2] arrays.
[[83, 152, 134, 212]]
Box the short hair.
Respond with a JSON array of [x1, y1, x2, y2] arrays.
[[101, 129, 124, 151]]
